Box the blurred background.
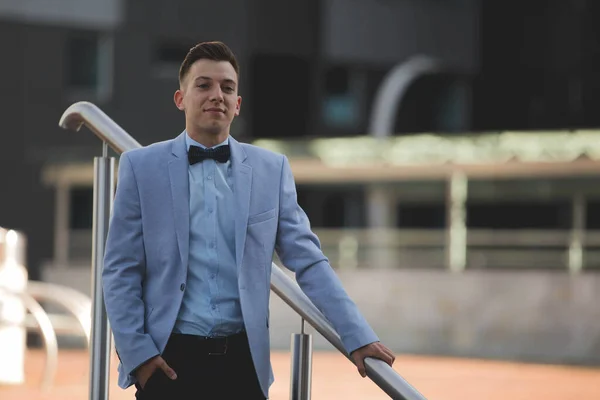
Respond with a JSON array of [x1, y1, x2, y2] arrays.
[[1, 0, 600, 398]]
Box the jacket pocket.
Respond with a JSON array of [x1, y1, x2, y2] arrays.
[[248, 208, 277, 225]]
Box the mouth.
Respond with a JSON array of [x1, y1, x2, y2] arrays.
[[204, 108, 225, 113]]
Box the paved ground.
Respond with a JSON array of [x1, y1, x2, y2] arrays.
[[1, 350, 600, 399]]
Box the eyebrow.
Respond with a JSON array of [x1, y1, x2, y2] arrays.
[[195, 76, 237, 85]]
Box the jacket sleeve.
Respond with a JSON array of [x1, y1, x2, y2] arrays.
[[274, 155, 379, 353], [102, 152, 159, 378]]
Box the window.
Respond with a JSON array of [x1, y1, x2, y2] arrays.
[[322, 66, 364, 129], [466, 202, 572, 229], [250, 54, 311, 138], [397, 203, 446, 228], [66, 30, 113, 101], [155, 41, 193, 65], [69, 187, 93, 230], [394, 72, 472, 134], [67, 34, 98, 88], [296, 186, 365, 228], [584, 201, 600, 229], [152, 40, 197, 79]]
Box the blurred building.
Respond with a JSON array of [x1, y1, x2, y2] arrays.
[[1, 0, 600, 274]]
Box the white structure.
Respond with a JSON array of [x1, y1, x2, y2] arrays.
[[0, 229, 28, 385]]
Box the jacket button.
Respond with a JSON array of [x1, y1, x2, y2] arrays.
[[180, 283, 186, 291]]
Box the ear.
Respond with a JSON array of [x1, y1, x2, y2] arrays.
[[174, 89, 185, 111], [234, 96, 242, 116]]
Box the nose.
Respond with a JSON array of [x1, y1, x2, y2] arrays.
[[209, 86, 224, 103]]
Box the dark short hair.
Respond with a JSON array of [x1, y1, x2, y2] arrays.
[[179, 41, 240, 84]]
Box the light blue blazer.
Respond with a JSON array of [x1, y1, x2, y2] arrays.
[[102, 132, 378, 397]]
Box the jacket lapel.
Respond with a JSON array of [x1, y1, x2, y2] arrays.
[[230, 137, 252, 271], [168, 132, 190, 270]]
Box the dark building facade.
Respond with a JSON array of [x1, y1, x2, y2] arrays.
[[3, 0, 600, 278]]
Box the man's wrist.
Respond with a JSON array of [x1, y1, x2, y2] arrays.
[[130, 355, 157, 377]]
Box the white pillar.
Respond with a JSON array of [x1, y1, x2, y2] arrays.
[[0, 229, 28, 385], [366, 186, 396, 268], [568, 193, 586, 273], [338, 196, 362, 270], [446, 172, 468, 272], [366, 186, 395, 228]]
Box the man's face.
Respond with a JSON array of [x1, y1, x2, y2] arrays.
[[175, 59, 241, 136]]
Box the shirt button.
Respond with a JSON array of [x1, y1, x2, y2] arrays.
[[208, 208, 213, 213], [211, 304, 216, 310], [207, 176, 212, 180], [180, 283, 186, 291], [211, 274, 216, 279], [209, 242, 215, 248]]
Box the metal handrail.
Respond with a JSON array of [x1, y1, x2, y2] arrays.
[[59, 101, 426, 400], [271, 267, 423, 399]]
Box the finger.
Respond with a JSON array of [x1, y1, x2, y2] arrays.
[[368, 349, 394, 366], [381, 349, 394, 366], [158, 358, 178, 380], [383, 352, 395, 366], [370, 344, 392, 359], [382, 348, 396, 365], [356, 357, 367, 378]]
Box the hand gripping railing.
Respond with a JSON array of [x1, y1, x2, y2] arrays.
[[59, 101, 427, 400]]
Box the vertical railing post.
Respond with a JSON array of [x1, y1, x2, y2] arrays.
[[446, 171, 468, 272], [290, 318, 313, 400], [89, 143, 114, 400], [568, 192, 586, 273]]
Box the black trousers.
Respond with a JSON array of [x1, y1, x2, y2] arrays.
[[134, 331, 266, 400]]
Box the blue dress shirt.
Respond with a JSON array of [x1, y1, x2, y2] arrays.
[[173, 133, 244, 337]]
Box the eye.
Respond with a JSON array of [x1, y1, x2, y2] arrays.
[[223, 86, 235, 93], [197, 83, 210, 89]]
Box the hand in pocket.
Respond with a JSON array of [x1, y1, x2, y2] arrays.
[[136, 356, 177, 389]]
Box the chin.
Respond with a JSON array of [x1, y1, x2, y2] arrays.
[[202, 124, 225, 136]]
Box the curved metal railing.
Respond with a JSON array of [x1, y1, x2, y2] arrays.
[[0, 281, 94, 390], [0, 281, 92, 390], [25, 281, 92, 345], [59, 101, 427, 400], [1, 286, 58, 391]]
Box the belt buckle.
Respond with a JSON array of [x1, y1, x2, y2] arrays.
[[208, 336, 228, 356]]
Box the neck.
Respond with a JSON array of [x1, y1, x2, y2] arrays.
[[186, 127, 229, 148]]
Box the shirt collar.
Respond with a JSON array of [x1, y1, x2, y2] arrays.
[[185, 131, 229, 151]]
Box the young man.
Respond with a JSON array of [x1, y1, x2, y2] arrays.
[[102, 41, 395, 399]]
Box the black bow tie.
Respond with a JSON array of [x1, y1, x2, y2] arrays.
[[188, 145, 231, 164]]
